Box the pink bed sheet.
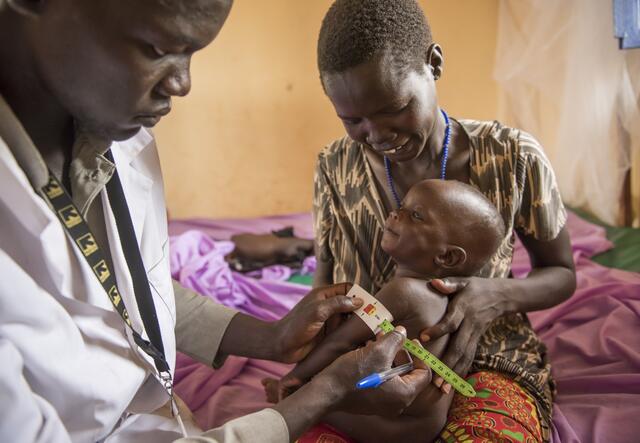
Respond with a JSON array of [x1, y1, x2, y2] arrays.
[[169, 212, 640, 443]]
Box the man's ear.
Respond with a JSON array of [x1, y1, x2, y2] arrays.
[[6, 0, 44, 18], [434, 246, 466, 269], [425, 43, 444, 80]]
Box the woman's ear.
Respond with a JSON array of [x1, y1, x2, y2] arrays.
[[426, 43, 444, 80], [6, 0, 43, 18], [434, 246, 466, 269]]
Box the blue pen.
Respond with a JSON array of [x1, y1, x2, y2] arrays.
[[356, 362, 415, 389]]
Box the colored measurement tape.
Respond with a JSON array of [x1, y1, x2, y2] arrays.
[[378, 319, 476, 397]]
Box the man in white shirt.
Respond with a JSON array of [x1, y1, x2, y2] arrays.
[[0, 0, 433, 442]]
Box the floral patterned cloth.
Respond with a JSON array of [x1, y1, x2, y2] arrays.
[[439, 371, 543, 443], [297, 371, 542, 443]]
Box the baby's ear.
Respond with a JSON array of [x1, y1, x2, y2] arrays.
[[434, 246, 467, 270]]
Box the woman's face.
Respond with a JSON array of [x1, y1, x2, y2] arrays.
[[322, 52, 439, 163]]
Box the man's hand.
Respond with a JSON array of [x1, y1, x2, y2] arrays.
[[272, 326, 432, 441], [271, 283, 363, 363], [303, 326, 432, 417], [218, 283, 362, 363]]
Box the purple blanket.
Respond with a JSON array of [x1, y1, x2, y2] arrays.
[[512, 213, 640, 443], [169, 212, 640, 443], [169, 222, 310, 429]]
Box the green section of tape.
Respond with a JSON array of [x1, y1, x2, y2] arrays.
[[378, 319, 476, 397]]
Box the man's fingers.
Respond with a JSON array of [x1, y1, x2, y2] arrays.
[[398, 366, 432, 393], [429, 278, 469, 295], [374, 325, 407, 360], [316, 282, 353, 299], [313, 294, 362, 322], [393, 349, 412, 366]]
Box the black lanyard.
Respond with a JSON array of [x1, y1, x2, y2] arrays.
[[39, 151, 170, 379]]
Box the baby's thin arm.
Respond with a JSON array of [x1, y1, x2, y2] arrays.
[[285, 314, 375, 384], [324, 278, 454, 442]]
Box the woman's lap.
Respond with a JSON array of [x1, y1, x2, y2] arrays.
[[297, 371, 543, 443], [437, 371, 543, 443]]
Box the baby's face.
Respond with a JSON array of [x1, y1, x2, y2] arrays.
[[381, 182, 449, 274]]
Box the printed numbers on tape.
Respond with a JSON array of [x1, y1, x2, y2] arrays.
[[378, 319, 476, 397]]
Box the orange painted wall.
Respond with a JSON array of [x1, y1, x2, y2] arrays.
[[155, 0, 500, 219]]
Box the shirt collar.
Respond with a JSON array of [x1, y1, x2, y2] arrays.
[[0, 94, 152, 190]]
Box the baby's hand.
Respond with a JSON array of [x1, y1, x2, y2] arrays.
[[261, 375, 303, 403]]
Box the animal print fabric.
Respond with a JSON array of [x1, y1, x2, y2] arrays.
[[313, 119, 566, 441]]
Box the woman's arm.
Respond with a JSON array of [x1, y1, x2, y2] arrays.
[[504, 226, 576, 310]]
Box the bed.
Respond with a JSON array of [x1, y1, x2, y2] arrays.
[[168, 210, 640, 443]]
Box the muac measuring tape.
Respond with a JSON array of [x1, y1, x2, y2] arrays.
[[346, 284, 475, 398], [377, 319, 475, 397]]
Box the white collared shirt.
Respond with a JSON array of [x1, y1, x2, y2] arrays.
[[0, 95, 289, 443], [0, 123, 177, 441]]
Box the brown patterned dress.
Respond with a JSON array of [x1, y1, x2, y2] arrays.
[[313, 119, 567, 441]]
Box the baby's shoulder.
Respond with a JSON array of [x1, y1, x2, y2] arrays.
[[384, 276, 440, 296], [376, 277, 443, 317]]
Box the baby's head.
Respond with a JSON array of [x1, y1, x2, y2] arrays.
[[381, 179, 505, 278]]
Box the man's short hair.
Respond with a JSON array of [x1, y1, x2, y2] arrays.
[[317, 0, 433, 75]]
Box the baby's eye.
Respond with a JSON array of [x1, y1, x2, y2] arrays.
[[411, 210, 423, 220]]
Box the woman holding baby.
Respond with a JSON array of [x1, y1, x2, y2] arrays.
[[307, 1, 576, 442]]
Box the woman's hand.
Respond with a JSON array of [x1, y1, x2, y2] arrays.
[[420, 277, 508, 380], [271, 283, 363, 363]]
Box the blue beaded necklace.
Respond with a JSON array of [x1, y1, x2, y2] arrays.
[[384, 109, 451, 208]]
